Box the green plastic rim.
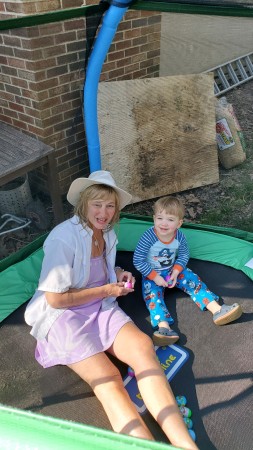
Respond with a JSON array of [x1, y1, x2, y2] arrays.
[[0, 214, 252, 323], [0, 404, 180, 450]]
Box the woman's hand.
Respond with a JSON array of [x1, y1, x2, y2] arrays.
[[115, 268, 136, 287], [106, 282, 134, 298]]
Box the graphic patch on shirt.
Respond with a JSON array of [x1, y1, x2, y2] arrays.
[[148, 241, 177, 272]]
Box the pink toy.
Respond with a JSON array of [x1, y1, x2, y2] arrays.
[[124, 281, 133, 288], [165, 274, 173, 286]]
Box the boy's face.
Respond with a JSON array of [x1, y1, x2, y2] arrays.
[[153, 209, 183, 240]]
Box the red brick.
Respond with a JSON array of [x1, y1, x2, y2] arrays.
[[61, 0, 83, 8], [17, 69, 36, 81], [132, 18, 149, 29], [18, 113, 35, 125], [11, 77, 29, 89], [8, 101, 25, 113], [125, 11, 141, 20], [14, 48, 43, 61], [43, 45, 66, 58], [0, 55, 8, 65], [0, 73, 11, 84], [15, 96, 33, 108], [35, 0, 61, 13], [0, 114, 13, 124], [48, 85, 70, 98], [148, 15, 162, 25], [25, 59, 56, 71], [39, 23, 64, 36], [124, 29, 141, 40], [108, 50, 125, 62], [5, 84, 21, 95], [1, 91, 15, 102], [125, 46, 140, 58], [64, 18, 85, 32], [29, 36, 55, 49], [117, 57, 132, 68], [0, 45, 14, 56], [124, 62, 140, 74], [7, 57, 26, 69], [2, 108, 18, 119], [21, 88, 48, 101], [24, 107, 43, 119], [147, 49, 161, 59], [29, 78, 58, 92], [132, 69, 147, 79], [101, 61, 116, 73], [55, 31, 77, 45], [47, 65, 68, 78], [132, 36, 148, 47], [12, 119, 29, 132], [3, 35, 22, 47], [1, 65, 17, 77], [107, 68, 125, 80]]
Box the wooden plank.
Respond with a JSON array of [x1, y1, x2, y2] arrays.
[[98, 73, 219, 203], [0, 122, 55, 177], [0, 121, 64, 223]]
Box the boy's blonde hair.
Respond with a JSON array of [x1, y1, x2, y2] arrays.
[[153, 196, 185, 220], [74, 184, 120, 230]]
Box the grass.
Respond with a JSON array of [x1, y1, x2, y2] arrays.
[[200, 146, 253, 232]]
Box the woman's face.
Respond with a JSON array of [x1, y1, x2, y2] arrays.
[[87, 194, 116, 230]]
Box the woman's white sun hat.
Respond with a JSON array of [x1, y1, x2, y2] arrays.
[[67, 170, 132, 210]]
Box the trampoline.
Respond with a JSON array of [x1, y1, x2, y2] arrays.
[[0, 216, 252, 449], [0, 1, 252, 448]]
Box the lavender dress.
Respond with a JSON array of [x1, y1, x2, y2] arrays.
[[35, 254, 132, 368]]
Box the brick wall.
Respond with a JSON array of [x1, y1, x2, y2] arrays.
[[0, 0, 161, 195]]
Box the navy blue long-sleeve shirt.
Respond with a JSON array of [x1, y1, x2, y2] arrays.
[[133, 226, 190, 280]]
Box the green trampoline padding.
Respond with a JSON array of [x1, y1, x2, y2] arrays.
[[0, 405, 179, 450], [0, 215, 253, 323]]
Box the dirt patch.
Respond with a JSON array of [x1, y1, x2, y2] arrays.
[[1, 81, 252, 259]]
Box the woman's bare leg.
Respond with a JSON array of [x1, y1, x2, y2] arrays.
[[68, 352, 153, 440], [109, 322, 199, 450]]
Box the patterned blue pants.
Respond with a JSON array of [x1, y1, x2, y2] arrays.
[[142, 268, 219, 327]]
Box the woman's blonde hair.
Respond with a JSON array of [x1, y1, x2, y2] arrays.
[[74, 184, 120, 230], [153, 196, 185, 220]]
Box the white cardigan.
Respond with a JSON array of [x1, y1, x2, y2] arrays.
[[25, 216, 118, 340]]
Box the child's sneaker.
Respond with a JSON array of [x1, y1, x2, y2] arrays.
[[213, 303, 242, 325], [152, 327, 179, 346]]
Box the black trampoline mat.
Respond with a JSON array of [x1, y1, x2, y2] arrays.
[[0, 253, 252, 450]]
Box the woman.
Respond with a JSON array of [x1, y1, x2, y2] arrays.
[[25, 170, 198, 450]]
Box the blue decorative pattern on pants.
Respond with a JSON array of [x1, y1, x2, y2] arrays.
[[142, 268, 219, 328]]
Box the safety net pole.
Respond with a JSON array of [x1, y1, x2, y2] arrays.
[[83, 0, 133, 172]]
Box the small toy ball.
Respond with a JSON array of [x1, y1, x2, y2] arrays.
[[184, 417, 193, 429], [188, 429, 196, 441], [179, 406, 192, 418], [128, 367, 135, 377], [176, 395, 187, 407], [165, 274, 173, 286], [124, 281, 133, 288]]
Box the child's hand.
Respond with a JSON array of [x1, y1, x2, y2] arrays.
[[154, 274, 168, 287], [168, 270, 179, 288]]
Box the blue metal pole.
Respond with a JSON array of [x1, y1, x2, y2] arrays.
[[84, 0, 131, 172]]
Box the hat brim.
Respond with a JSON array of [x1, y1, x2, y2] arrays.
[[67, 178, 132, 210]]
